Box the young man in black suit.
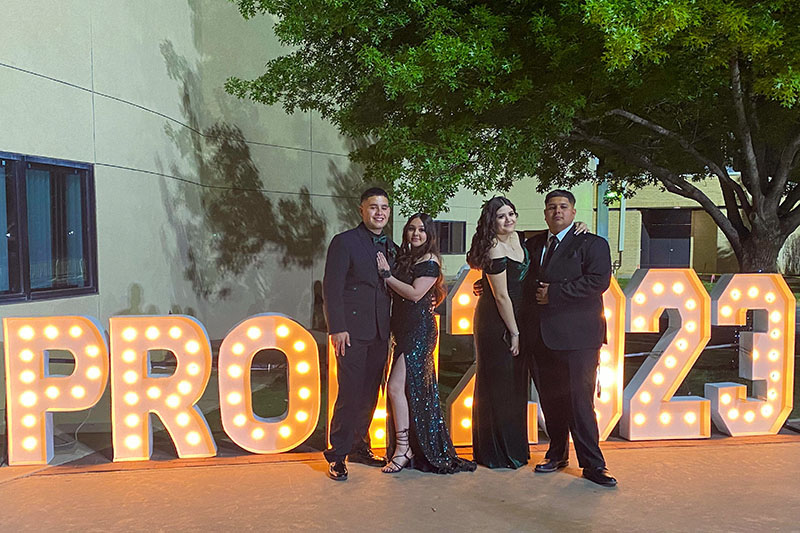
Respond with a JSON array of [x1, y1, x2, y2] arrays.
[[522, 189, 617, 487], [322, 187, 396, 481]]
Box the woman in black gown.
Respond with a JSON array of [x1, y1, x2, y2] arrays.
[[467, 198, 587, 468], [466, 197, 530, 468], [376, 213, 476, 474]]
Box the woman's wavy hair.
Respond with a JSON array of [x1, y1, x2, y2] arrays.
[[466, 196, 517, 271], [396, 213, 446, 306]]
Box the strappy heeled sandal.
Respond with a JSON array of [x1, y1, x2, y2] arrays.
[[382, 428, 413, 474]]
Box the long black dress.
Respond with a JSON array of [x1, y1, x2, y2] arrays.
[[386, 260, 476, 473], [472, 246, 531, 469]]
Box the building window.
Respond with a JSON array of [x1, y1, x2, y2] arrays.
[[434, 221, 466, 255], [0, 152, 97, 302]]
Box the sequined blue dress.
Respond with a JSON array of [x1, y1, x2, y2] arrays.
[[387, 260, 476, 474], [472, 243, 531, 469]]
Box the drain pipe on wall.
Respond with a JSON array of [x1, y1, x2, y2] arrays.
[[615, 182, 626, 273]]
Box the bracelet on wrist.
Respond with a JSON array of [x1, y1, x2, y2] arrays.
[[510, 331, 520, 337], [379, 268, 391, 279]]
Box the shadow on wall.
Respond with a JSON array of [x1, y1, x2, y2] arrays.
[[327, 136, 391, 233], [114, 283, 198, 317], [312, 280, 325, 331], [157, 40, 327, 301], [115, 283, 159, 315]]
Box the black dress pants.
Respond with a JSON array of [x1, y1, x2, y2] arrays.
[[530, 327, 605, 469], [324, 336, 389, 462]]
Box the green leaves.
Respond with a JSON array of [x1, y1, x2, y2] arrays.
[[226, 0, 800, 245], [765, 66, 800, 106], [583, 0, 800, 107]]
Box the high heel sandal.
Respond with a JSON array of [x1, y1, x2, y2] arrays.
[[382, 429, 413, 474]]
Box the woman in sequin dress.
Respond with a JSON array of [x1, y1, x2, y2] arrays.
[[376, 213, 476, 474], [466, 197, 531, 468]]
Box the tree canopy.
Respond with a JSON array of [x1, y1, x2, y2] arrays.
[[226, 0, 800, 272]]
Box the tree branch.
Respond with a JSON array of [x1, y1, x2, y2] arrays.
[[570, 130, 743, 254], [607, 108, 752, 227], [768, 129, 800, 206], [749, 94, 763, 146], [730, 56, 763, 208], [715, 173, 750, 235], [782, 203, 800, 236], [607, 108, 723, 173]]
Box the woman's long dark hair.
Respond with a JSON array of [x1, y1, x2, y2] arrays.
[[396, 213, 446, 306], [466, 196, 517, 270]]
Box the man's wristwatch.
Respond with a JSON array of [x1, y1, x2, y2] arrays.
[[379, 269, 391, 279]]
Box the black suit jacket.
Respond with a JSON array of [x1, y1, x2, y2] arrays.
[[521, 230, 611, 351], [323, 223, 397, 341]]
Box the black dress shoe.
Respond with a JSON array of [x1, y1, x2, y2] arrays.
[[534, 458, 569, 473], [582, 467, 617, 487], [347, 449, 386, 467], [327, 460, 348, 481]]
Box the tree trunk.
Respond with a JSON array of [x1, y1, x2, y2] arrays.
[[737, 232, 785, 273]]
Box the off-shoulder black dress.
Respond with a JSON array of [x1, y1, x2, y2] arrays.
[[387, 260, 476, 473], [472, 246, 531, 468]]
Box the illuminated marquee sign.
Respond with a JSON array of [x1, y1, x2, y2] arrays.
[[707, 274, 795, 436], [442, 268, 794, 444], [1, 269, 795, 466], [621, 269, 712, 440], [3, 316, 109, 465], [219, 315, 320, 454], [110, 315, 217, 461], [597, 277, 625, 440]]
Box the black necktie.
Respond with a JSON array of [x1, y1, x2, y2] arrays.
[[372, 234, 387, 246], [541, 235, 559, 269]]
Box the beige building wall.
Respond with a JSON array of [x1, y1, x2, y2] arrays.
[[0, 1, 363, 338], [0, 1, 375, 431], [604, 208, 643, 276], [624, 180, 724, 209], [691, 210, 719, 273]]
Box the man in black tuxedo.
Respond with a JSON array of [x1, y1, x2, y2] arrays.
[[522, 189, 617, 487], [322, 187, 395, 481]]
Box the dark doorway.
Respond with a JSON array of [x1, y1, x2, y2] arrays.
[[640, 209, 691, 268]]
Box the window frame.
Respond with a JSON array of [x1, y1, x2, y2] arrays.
[[0, 151, 98, 304], [434, 220, 467, 255]]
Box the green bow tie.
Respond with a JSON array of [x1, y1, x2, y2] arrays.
[[372, 234, 387, 245]]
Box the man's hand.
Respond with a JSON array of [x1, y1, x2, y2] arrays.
[[536, 282, 549, 305], [330, 331, 350, 357], [472, 279, 483, 297]]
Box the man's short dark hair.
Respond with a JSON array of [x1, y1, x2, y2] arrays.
[[360, 187, 390, 203], [545, 189, 576, 206]]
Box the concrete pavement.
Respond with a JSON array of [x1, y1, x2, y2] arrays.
[[1, 435, 799, 532]]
